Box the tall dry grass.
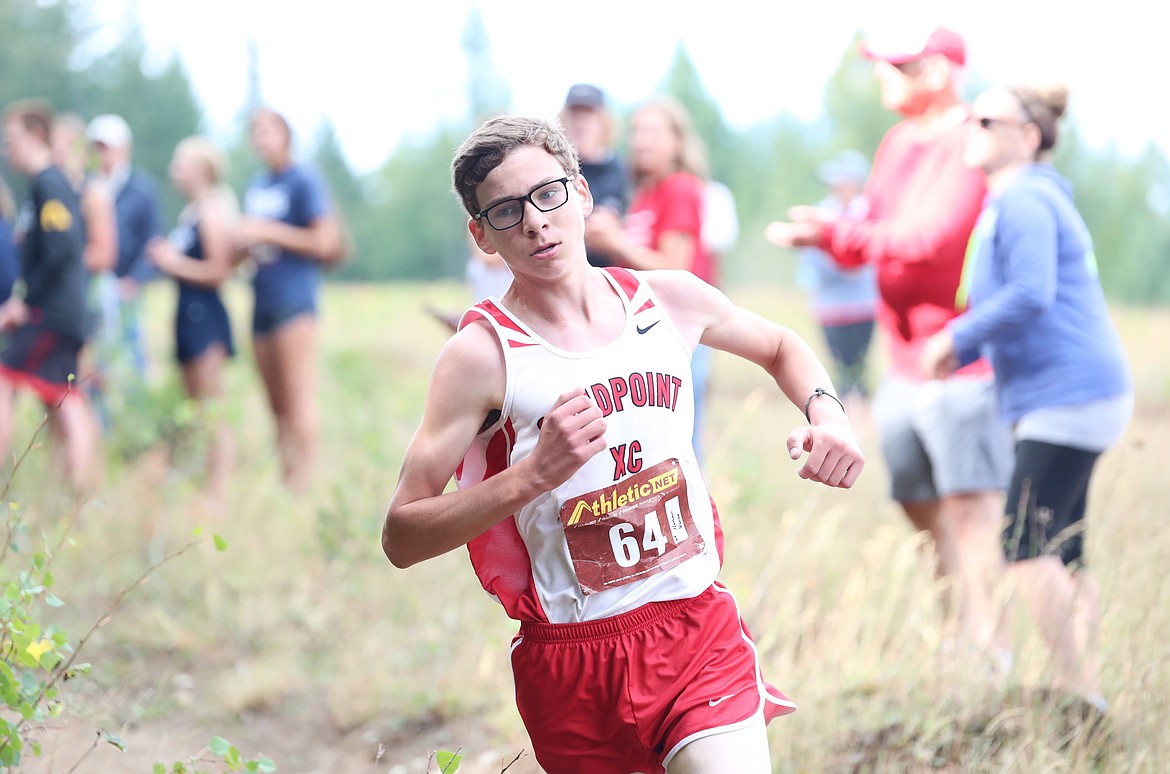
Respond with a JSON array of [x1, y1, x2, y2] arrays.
[[12, 278, 1168, 773]]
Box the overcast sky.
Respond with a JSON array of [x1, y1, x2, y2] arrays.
[[84, 0, 1163, 174]]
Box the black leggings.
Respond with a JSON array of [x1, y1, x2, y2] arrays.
[[1004, 439, 1101, 568]]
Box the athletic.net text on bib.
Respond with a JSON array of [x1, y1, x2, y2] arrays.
[[559, 458, 705, 595]]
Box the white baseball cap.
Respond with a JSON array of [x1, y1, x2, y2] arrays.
[[85, 113, 133, 149]]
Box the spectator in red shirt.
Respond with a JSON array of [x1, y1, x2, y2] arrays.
[[587, 96, 716, 459], [767, 25, 1013, 656]]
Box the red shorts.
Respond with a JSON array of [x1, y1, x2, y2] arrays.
[[510, 583, 795, 773], [0, 322, 82, 404]]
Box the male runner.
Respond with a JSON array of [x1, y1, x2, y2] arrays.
[[382, 115, 864, 773]]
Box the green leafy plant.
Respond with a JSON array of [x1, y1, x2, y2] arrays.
[[0, 393, 251, 771], [424, 748, 527, 773], [152, 735, 276, 773], [435, 749, 463, 772], [89, 355, 201, 464]]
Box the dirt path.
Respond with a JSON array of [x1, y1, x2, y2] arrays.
[[21, 711, 544, 774]]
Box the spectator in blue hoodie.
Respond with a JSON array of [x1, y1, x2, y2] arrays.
[[921, 82, 1132, 711]]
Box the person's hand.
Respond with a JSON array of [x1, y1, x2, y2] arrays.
[[529, 388, 607, 491], [765, 219, 822, 248], [231, 216, 270, 250], [787, 205, 835, 224], [785, 420, 865, 489], [584, 206, 623, 254], [146, 236, 179, 273], [0, 298, 28, 332], [920, 330, 959, 380]]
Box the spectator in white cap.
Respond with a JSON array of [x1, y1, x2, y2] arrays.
[[766, 23, 1014, 662], [86, 112, 163, 385]]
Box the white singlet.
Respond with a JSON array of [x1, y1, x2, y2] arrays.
[[456, 267, 722, 624]]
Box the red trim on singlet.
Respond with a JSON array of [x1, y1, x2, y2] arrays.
[[603, 266, 640, 301], [457, 309, 487, 331], [465, 419, 547, 622], [710, 496, 724, 566], [477, 299, 527, 336], [462, 300, 539, 348]]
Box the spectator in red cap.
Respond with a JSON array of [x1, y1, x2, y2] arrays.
[[767, 24, 1013, 659]]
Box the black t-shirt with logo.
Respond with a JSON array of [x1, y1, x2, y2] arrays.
[[16, 166, 86, 341]]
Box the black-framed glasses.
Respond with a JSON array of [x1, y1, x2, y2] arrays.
[[474, 177, 574, 231]]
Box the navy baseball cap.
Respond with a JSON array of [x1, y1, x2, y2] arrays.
[[564, 83, 606, 109]]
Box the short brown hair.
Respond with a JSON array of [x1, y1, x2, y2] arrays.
[[2, 97, 55, 146], [451, 115, 580, 218]]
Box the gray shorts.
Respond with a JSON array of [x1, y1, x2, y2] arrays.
[[872, 374, 1013, 502]]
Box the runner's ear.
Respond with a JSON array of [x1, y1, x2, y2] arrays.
[[469, 218, 498, 256], [575, 175, 594, 219]]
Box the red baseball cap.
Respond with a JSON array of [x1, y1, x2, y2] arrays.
[[861, 25, 966, 67]]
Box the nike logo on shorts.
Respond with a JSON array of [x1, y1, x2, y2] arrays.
[[709, 692, 738, 707], [637, 321, 660, 335]]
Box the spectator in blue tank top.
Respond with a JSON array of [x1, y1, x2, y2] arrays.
[[231, 107, 346, 492], [148, 136, 239, 506]]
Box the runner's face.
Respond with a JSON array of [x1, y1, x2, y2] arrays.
[[470, 145, 592, 275]]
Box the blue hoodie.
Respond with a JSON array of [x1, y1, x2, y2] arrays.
[[950, 164, 1131, 424]]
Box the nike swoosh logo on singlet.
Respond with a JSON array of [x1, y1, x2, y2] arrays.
[[709, 693, 739, 707], [637, 321, 660, 335]]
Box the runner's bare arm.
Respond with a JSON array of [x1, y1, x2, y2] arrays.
[[382, 322, 608, 568], [647, 270, 865, 488]]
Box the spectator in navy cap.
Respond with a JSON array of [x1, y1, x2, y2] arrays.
[[560, 83, 629, 268]]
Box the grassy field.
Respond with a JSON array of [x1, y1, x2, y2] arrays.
[[6, 277, 1169, 773]]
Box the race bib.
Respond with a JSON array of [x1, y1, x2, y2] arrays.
[[559, 458, 704, 595]]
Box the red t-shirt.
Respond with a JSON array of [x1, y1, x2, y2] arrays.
[[821, 112, 991, 380], [624, 172, 716, 286]]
